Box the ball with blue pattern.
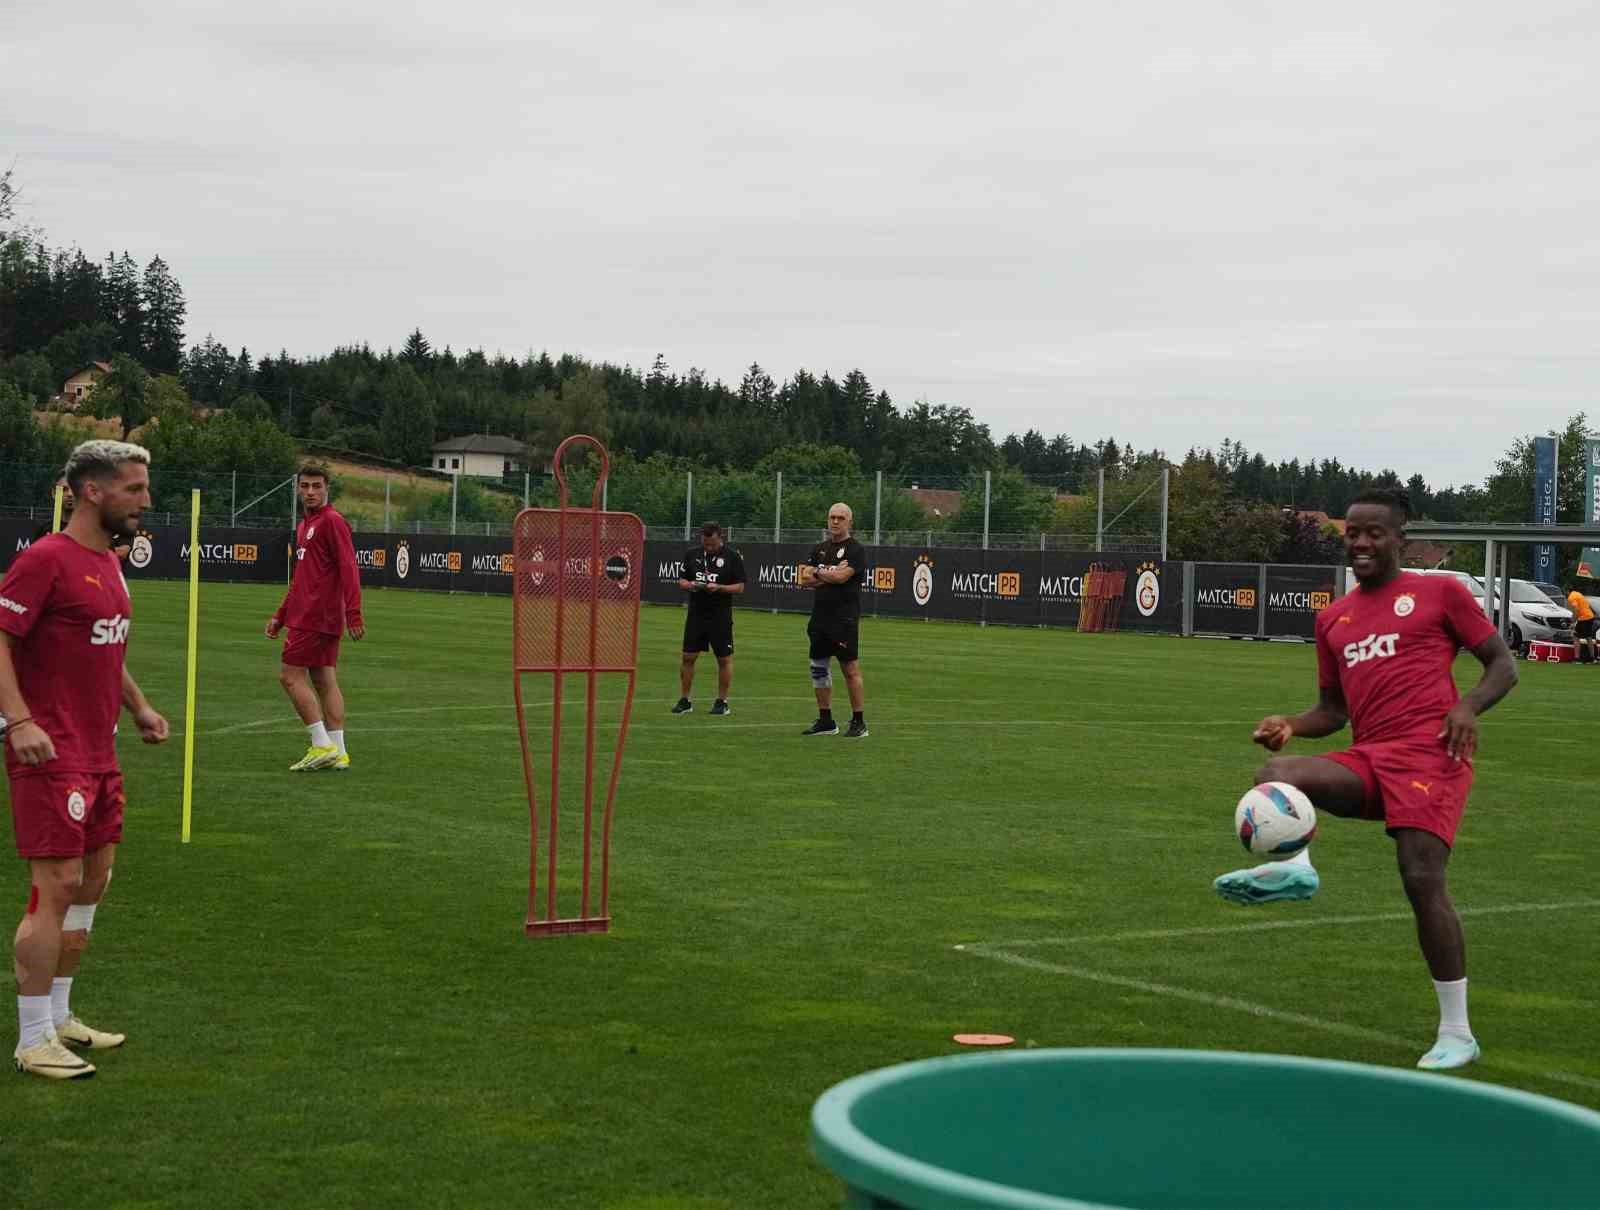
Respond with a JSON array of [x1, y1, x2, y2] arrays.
[[1234, 781, 1317, 858]]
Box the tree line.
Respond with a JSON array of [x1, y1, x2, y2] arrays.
[[2, 167, 1591, 574]]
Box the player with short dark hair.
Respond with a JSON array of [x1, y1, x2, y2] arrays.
[[800, 503, 868, 738], [672, 522, 745, 716], [1566, 585, 1596, 663], [1213, 487, 1519, 1070], [1, 440, 170, 1080], [265, 463, 364, 771]]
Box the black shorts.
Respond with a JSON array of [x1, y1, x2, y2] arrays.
[[1576, 617, 1598, 639], [808, 613, 860, 663], [683, 611, 734, 657]]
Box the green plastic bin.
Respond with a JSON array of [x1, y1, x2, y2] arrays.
[[810, 1048, 1600, 1209]]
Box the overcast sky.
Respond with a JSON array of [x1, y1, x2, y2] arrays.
[[8, 2, 1599, 486]]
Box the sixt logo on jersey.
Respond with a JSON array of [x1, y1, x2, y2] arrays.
[[1342, 631, 1399, 668], [90, 614, 131, 646]]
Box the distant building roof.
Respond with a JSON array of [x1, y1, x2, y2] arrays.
[[431, 434, 528, 455]]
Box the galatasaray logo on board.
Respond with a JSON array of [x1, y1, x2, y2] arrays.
[[1135, 562, 1161, 617], [912, 554, 935, 608], [395, 540, 411, 580], [128, 531, 154, 570]]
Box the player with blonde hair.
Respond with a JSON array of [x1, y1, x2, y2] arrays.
[[2, 440, 170, 1079]]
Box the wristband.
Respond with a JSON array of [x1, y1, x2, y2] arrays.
[[4, 716, 32, 730]]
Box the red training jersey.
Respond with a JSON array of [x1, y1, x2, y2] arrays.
[[273, 505, 363, 636], [0, 534, 131, 777], [1315, 571, 1498, 746]]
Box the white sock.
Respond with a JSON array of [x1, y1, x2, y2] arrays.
[[1433, 977, 1472, 1040], [329, 729, 346, 756], [308, 721, 332, 748], [1285, 847, 1313, 868], [17, 994, 53, 1049], [50, 977, 73, 1027]]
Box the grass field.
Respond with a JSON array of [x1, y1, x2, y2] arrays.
[[4, 582, 1597, 1208]]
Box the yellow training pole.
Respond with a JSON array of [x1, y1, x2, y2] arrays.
[[181, 488, 200, 843], [51, 484, 65, 533]]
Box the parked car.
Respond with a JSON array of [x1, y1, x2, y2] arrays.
[[1535, 580, 1600, 620], [1402, 569, 1574, 648]]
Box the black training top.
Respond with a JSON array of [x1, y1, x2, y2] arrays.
[[681, 545, 746, 616], [808, 536, 866, 620]]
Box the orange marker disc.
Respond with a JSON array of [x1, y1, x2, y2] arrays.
[[953, 1033, 1015, 1046]]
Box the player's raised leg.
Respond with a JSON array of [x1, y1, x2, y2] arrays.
[[1394, 828, 1479, 1070], [310, 666, 349, 770], [14, 856, 95, 1079], [51, 840, 124, 1050], [1213, 755, 1366, 905]]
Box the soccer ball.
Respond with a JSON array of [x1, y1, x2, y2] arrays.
[[1234, 782, 1317, 858]]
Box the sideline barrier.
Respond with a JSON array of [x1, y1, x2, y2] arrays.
[[0, 519, 1341, 639]]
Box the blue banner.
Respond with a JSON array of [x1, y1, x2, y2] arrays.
[[1533, 435, 1558, 582]]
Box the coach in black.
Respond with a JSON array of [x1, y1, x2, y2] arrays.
[[801, 502, 868, 738], [672, 522, 746, 716]]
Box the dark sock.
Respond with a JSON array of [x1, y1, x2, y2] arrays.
[[819, 709, 833, 723], [851, 712, 864, 724]]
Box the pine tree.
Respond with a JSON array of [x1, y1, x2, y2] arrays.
[[142, 255, 186, 373], [401, 327, 432, 367], [379, 363, 436, 465], [103, 251, 144, 358]]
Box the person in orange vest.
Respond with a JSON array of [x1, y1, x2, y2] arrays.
[[1567, 586, 1597, 663]]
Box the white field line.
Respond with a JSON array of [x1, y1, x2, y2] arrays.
[[206, 718, 1252, 738], [965, 900, 1600, 952], [959, 902, 1600, 1095], [197, 707, 1259, 739]]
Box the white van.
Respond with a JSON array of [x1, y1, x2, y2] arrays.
[[1402, 569, 1574, 648]]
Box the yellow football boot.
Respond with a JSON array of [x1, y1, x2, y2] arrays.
[[290, 744, 339, 771]]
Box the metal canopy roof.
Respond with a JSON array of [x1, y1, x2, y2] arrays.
[[1407, 522, 1600, 544]]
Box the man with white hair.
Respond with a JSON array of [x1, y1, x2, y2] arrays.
[[800, 502, 869, 738], [0, 440, 170, 1079]]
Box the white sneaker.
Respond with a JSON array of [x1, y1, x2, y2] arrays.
[[55, 1013, 126, 1049], [15, 1032, 96, 1080]]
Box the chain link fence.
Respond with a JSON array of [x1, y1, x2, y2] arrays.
[[0, 461, 1168, 551]]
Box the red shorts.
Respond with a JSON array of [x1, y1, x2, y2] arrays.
[[283, 627, 340, 668], [7, 770, 125, 859], [1316, 740, 1473, 846]]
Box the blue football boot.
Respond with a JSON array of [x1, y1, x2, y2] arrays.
[[1213, 861, 1320, 905]]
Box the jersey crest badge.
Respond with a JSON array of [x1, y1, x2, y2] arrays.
[[66, 788, 87, 822], [836, 547, 844, 558], [1393, 594, 1415, 618]]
